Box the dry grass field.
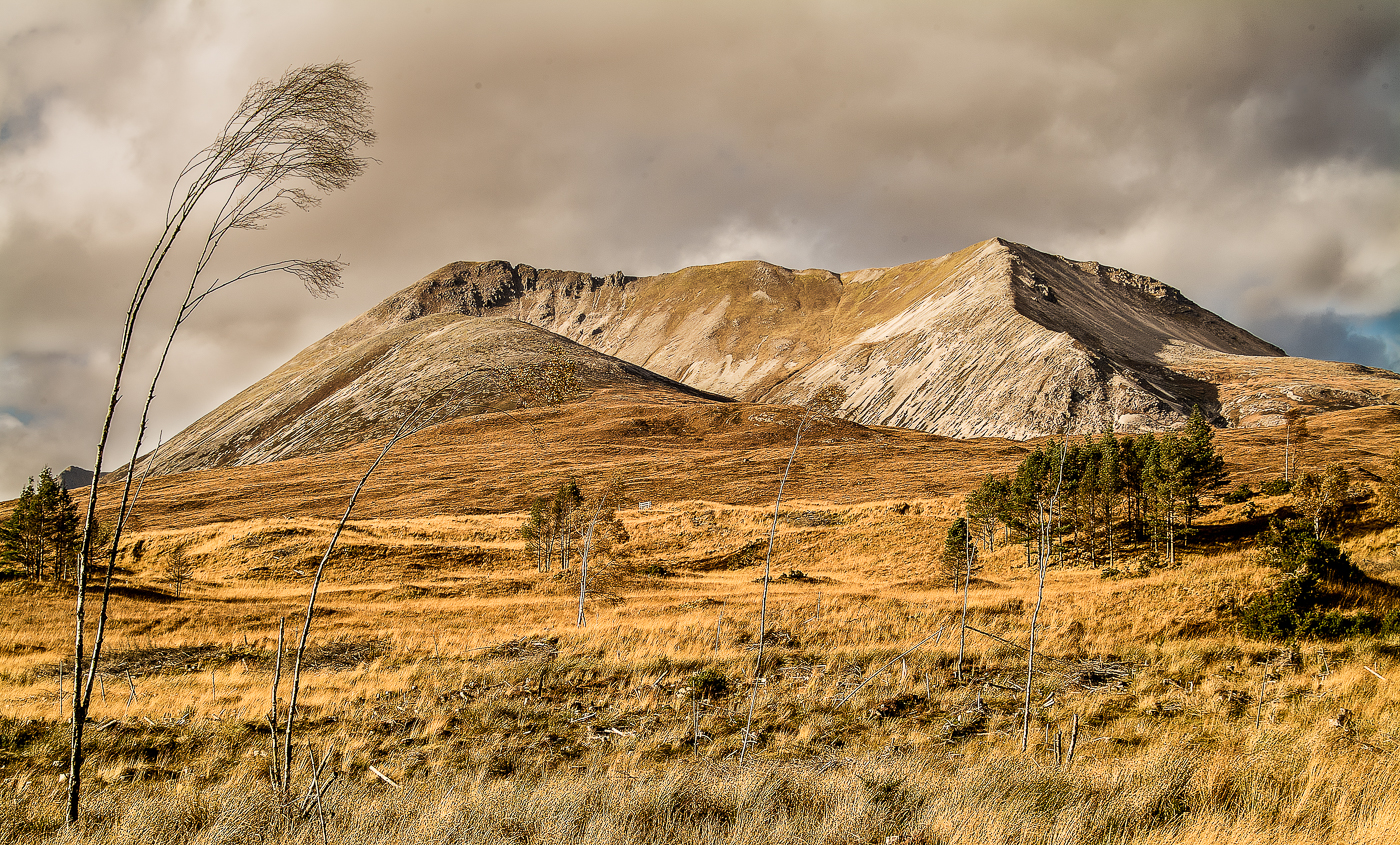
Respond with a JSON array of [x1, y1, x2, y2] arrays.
[[3, 405, 1400, 843]]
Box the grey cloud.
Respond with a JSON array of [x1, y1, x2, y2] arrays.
[[1, 0, 1399, 490], [1250, 309, 1396, 371]]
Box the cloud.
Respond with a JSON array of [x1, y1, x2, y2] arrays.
[[1251, 309, 1396, 371], [0, 0, 1398, 490]]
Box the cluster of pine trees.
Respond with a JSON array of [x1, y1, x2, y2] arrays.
[[963, 407, 1227, 569], [520, 480, 628, 573], [0, 467, 83, 581]]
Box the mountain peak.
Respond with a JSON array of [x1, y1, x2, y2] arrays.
[[131, 239, 1399, 477]]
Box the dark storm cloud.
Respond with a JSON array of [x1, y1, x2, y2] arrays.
[[1255, 309, 1395, 370], [1, 0, 1398, 490]]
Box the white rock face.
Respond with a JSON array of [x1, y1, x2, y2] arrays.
[[469, 238, 1396, 437], [136, 238, 1400, 475]]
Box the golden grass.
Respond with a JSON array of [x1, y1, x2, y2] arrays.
[[4, 487, 1400, 843]]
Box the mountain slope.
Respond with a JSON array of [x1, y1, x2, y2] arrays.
[[142, 316, 725, 476], [141, 237, 1400, 476], [458, 238, 1397, 436]]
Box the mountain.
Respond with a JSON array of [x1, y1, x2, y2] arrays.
[[445, 238, 1400, 435], [57, 466, 95, 490], [137, 237, 1400, 476], [140, 316, 724, 476]]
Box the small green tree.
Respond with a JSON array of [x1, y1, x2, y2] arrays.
[[1144, 434, 1189, 566], [0, 468, 80, 581], [521, 499, 547, 571], [1181, 405, 1227, 529], [1096, 431, 1123, 568], [555, 480, 583, 571], [939, 517, 979, 589], [965, 476, 1005, 552]]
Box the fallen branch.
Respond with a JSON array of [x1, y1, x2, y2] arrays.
[[367, 765, 399, 789], [834, 627, 947, 708]]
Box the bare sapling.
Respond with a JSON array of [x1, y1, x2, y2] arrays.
[[163, 546, 195, 598], [576, 474, 623, 627], [957, 514, 973, 682], [274, 370, 475, 798], [67, 63, 374, 825], [740, 386, 845, 763], [834, 626, 947, 708], [1022, 436, 1067, 753]]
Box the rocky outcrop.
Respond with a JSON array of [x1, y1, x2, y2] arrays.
[[447, 238, 1395, 436], [58, 466, 94, 490], [137, 238, 1400, 475]]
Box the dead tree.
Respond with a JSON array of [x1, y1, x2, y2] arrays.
[[67, 63, 373, 825], [741, 385, 845, 763]]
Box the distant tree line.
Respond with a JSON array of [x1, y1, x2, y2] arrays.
[[961, 406, 1227, 569]]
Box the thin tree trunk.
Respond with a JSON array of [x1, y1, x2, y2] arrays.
[[576, 522, 592, 627], [740, 409, 812, 764], [278, 376, 469, 793], [1023, 441, 1067, 753], [957, 526, 972, 682]]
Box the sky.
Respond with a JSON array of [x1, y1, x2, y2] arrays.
[[0, 0, 1397, 492]]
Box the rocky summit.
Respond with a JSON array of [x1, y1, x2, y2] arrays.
[[140, 238, 1399, 474]]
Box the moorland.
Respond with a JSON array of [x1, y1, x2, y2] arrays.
[[3, 400, 1400, 845]]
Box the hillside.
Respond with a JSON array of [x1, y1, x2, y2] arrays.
[[465, 238, 1399, 436], [127, 238, 1400, 478], [137, 317, 725, 477], [98, 403, 1400, 532]]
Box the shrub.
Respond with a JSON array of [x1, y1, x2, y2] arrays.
[[690, 668, 729, 700], [1257, 521, 1362, 583], [1238, 571, 1322, 639], [1223, 484, 1256, 504], [1261, 478, 1291, 496]]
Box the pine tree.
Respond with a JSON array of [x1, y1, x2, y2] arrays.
[[1181, 405, 1228, 529], [521, 499, 547, 572], [1096, 431, 1122, 568], [0, 468, 80, 581], [965, 477, 1006, 552], [1144, 435, 1189, 566], [939, 517, 977, 588], [0, 480, 41, 578], [555, 480, 583, 571]]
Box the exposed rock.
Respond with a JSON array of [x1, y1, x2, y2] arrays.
[[128, 238, 1399, 476], [457, 238, 1395, 437], [57, 466, 94, 490]]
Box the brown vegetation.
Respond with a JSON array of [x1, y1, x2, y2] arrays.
[[3, 398, 1399, 842], [2, 449, 1400, 841]]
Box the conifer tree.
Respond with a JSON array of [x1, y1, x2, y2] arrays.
[[0, 468, 80, 581], [940, 517, 979, 588], [1181, 405, 1227, 529]]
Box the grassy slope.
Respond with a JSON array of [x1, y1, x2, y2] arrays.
[[2, 407, 1399, 843]]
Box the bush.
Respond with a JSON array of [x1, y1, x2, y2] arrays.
[[690, 668, 729, 700], [1261, 478, 1291, 496], [1257, 521, 1362, 583], [1238, 574, 1400, 641], [1238, 571, 1322, 639], [1223, 484, 1256, 504]]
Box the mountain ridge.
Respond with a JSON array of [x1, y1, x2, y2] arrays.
[[130, 237, 1400, 476]]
